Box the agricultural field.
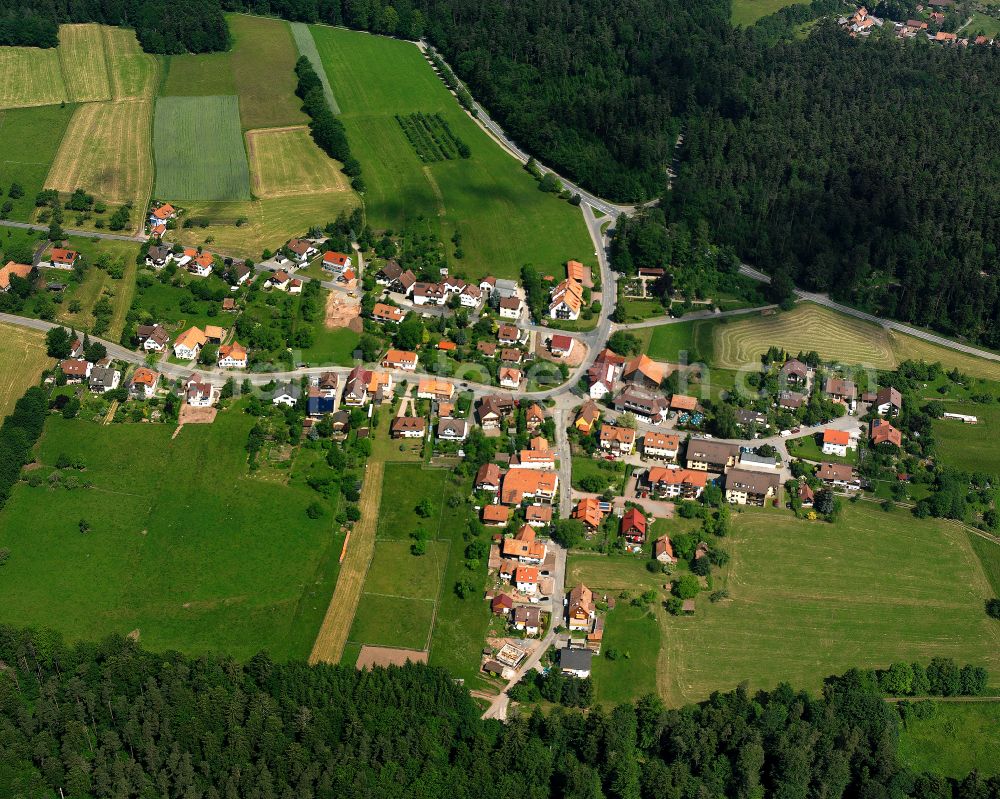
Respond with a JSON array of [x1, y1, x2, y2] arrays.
[[103, 27, 160, 100], [154, 95, 252, 201], [58, 24, 112, 103], [969, 532, 1000, 596], [897, 702, 1000, 778], [309, 26, 594, 281], [932, 403, 1000, 474], [888, 329, 1000, 381], [289, 23, 339, 112], [0, 411, 344, 660], [658, 503, 999, 706], [45, 99, 154, 214], [0, 105, 76, 221], [227, 14, 307, 130], [0, 322, 50, 418], [161, 52, 235, 96], [246, 126, 352, 197], [731, 0, 808, 25], [0, 45, 67, 109]]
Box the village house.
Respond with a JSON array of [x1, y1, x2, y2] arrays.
[[822, 428, 852, 457], [417, 378, 455, 402], [874, 386, 902, 416], [525, 504, 553, 527], [686, 438, 739, 471], [623, 354, 663, 390], [68, 338, 85, 359], [413, 282, 447, 306], [620, 507, 647, 549], [493, 278, 519, 299], [513, 606, 541, 636], [88, 365, 120, 394], [204, 325, 225, 344], [573, 497, 605, 531], [172, 327, 207, 360], [780, 358, 809, 387], [499, 367, 522, 389], [724, 468, 779, 506], [221, 297, 237, 312], [613, 387, 669, 423], [217, 341, 248, 369], [559, 647, 593, 678], [502, 524, 547, 564], [587, 348, 625, 399], [391, 416, 426, 439], [491, 593, 514, 616], [458, 283, 482, 307], [548, 279, 584, 320], [599, 424, 636, 456], [736, 409, 769, 432], [475, 463, 502, 492], [477, 393, 516, 430], [322, 250, 352, 272], [549, 334, 574, 358], [372, 303, 404, 324], [816, 461, 861, 491], [477, 341, 498, 358], [499, 296, 523, 320], [145, 245, 171, 269], [513, 565, 539, 595], [185, 375, 215, 407], [524, 403, 546, 431], [60, 359, 91, 383], [149, 202, 176, 225], [739, 451, 779, 471], [871, 418, 902, 448], [496, 323, 521, 345], [127, 367, 159, 399], [567, 584, 596, 630], [437, 417, 469, 442], [382, 349, 419, 371], [825, 377, 858, 409], [644, 467, 708, 499], [566, 259, 591, 286], [642, 430, 680, 460], [500, 347, 523, 364], [654, 535, 676, 564], [482, 504, 511, 526], [670, 394, 699, 415], [226, 263, 252, 287], [514, 446, 556, 470], [778, 390, 806, 411], [797, 482, 815, 508], [188, 251, 214, 278], [307, 374, 338, 417], [575, 400, 601, 433], [41, 247, 79, 270], [286, 238, 318, 263], [0, 261, 33, 292], [270, 382, 301, 407], [267, 270, 292, 291], [137, 324, 169, 352], [501, 468, 558, 505], [375, 261, 402, 285]]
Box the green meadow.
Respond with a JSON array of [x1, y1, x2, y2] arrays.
[[0, 104, 76, 221], [897, 702, 1000, 778]]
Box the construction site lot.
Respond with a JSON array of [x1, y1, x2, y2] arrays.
[[356, 645, 430, 669]]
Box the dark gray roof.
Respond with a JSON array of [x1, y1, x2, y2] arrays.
[[273, 382, 301, 400], [559, 647, 593, 671]]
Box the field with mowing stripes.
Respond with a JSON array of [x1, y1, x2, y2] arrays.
[[246, 126, 351, 197], [289, 22, 339, 112], [310, 26, 594, 280], [154, 95, 251, 201], [0, 105, 76, 221], [46, 99, 154, 210], [0, 323, 50, 419], [228, 14, 307, 130], [0, 46, 66, 109], [103, 26, 160, 100], [58, 24, 112, 102], [658, 504, 999, 706], [889, 329, 1000, 380]]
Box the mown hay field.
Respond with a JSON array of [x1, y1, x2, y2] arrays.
[[889, 329, 1000, 381], [228, 14, 307, 130], [0, 322, 50, 418], [246, 126, 351, 197], [658, 503, 1000, 707], [289, 22, 339, 112], [0, 46, 67, 109], [0, 105, 76, 221], [46, 99, 154, 209], [154, 95, 251, 201], [103, 26, 160, 100], [58, 24, 112, 103]]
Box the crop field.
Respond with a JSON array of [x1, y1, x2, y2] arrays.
[[396, 112, 469, 162], [0, 322, 50, 418], [154, 96, 251, 201], [161, 52, 235, 96], [310, 26, 594, 280], [57, 24, 112, 103], [0, 46, 67, 109], [228, 14, 307, 130], [658, 503, 999, 706], [46, 99, 154, 210], [289, 22, 339, 112], [933, 403, 1000, 474], [897, 702, 1000, 778], [103, 26, 160, 100], [246, 126, 351, 197], [0, 105, 76, 221], [731, 0, 809, 26], [0, 411, 343, 660]]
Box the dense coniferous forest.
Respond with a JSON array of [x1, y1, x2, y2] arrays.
[[0, 626, 997, 799]]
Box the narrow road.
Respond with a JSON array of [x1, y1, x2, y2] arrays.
[[616, 303, 778, 331], [0, 219, 146, 243]]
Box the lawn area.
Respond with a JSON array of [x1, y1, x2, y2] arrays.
[[246, 126, 352, 197], [154, 95, 252, 201], [566, 553, 663, 594], [787, 433, 857, 465], [590, 603, 661, 706], [309, 25, 594, 281], [0, 322, 50, 418], [295, 316, 359, 367], [0, 104, 76, 221], [161, 52, 236, 96], [133, 271, 234, 332], [617, 297, 668, 323], [347, 594, 437, 651], [731, 0, 808, 26], [227, 14, 308, 130], [658, 503, 1000, 706], [0, 45, 67, 109], [932, 402, 1000, 474], [572, 455, 627, 493], [0, 410, 344, 660], [897, 702, 1000, 778], [640, 318, 717, 364], [967, 12, 1000, 38], [289, 23, 339, 112]]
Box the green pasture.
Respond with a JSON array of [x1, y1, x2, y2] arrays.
[[0, 104, 76, 221], [897, 702, 1000, 778], [932, 402, 1000, 474]]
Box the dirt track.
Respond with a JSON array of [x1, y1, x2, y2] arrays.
[[308, 458, 384, 665]]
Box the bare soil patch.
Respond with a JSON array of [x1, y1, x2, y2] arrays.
[[533, 333, 587, 367], [355, 645, 429, 669], [177, 405, 218, 425], [325, 290, 361, 331]]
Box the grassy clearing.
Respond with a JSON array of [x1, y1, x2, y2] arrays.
[[347, 593, 436, 650], [295, 319, 359, 367], [659, 503, 1000, 707], [933, 402, 1000, 474], [590, 604, 661, 705], [0, 411, 343, 660], [246, 126, 351, 197], [170, 194, 358, 259], [0, 105, 76, 221], [967, 12, 1000, 38], [227, 14, 307, 130], [161, 52, 235, 96], [310, 26, 594, 281], [58, 24, 112, 103], [154, 95, 251, 201], [731, 0, 809, 26], [133, 272, 233, 332], [897, 702, 1000, 778], [572, 455, 627, 493], [0, 46, 67, 109], [46, 98, 154, 212], [567, 553, 663, 594], [968, 532, 1000, 596], [0, 322, 50, 418], [103, 26, 160, 100], [41, 236, 140, 329], [889, 329, 1000, 381], [289, 22, 339, 113], [641, 319, 717, 364]]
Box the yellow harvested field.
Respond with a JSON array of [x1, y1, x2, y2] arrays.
[[711, 303, 897, 369], [889, 330, 1000, 381], [0, 47, 67, 109], [246, 126, 352, 197], [103, 27, 159, 99], [172, 193, 359, 259], [45, 99, 154, 209], [58, 24, 112, 103], [0, 322, 50, 418]]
